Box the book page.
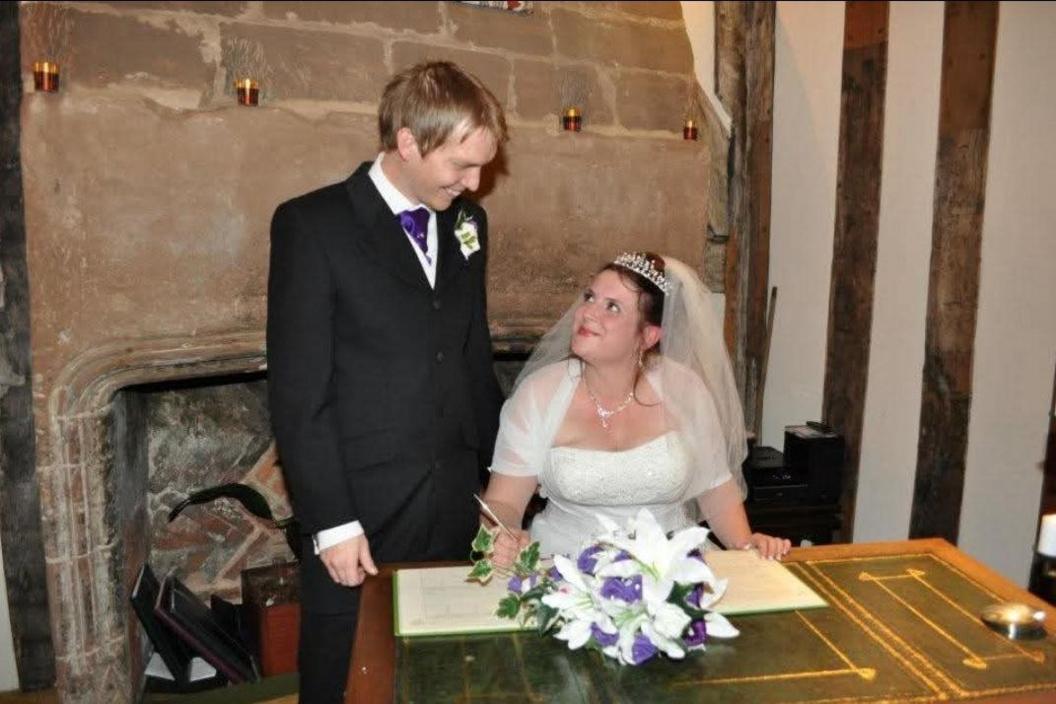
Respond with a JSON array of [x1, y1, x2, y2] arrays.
[[394, 568, 533, 637], [706, 549, 827, 614], [394, 552, 826, 637]]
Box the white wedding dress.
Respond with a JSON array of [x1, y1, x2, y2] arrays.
[[529, 431, 697, 557]]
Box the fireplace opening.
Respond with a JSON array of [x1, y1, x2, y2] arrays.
[[109, 350, 532, 695]]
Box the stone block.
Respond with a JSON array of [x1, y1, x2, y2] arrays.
[[447, 1, 552, 56], [43, 8, 214, 91], [478, 126, 709, 323], [220, 23, 387, 102], [555, 2, 683, 21], [618, 1, 684, 21], [513, 59, 612, 125], [392, 42, 511, 105], [616, 71, 693, 132], [263, 1, 442, 35], [551, 7, 692, 73], [95, 2, 247, 16]]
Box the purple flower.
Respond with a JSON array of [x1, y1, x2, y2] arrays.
[[600, 575, 642, 603], [631, 633, 658, 664], [576, 545, 604, 574], [685, 584, 703, 608], [614, 550, 632, 561], [547, 565, 561, 581], [590, 623, 618, 648], [507, 573, 537, 594], [683, 619, 707, 647]]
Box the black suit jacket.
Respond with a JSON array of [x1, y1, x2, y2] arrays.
[[267, 162, 503, 609]]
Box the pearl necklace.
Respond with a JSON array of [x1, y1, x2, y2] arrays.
[[584, 380, 635, 430]]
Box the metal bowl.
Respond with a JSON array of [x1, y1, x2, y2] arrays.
[[980, 602, 1047, 640]]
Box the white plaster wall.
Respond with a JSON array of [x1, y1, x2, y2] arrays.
[[760, 1, 845, 447], [680, 1, 731, 131], [853, 1, 943, 542], [959, 1, 1056, 585], [0, 533, 18, 690]]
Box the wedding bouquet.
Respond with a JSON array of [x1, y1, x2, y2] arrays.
[[468, 508, 739, 665]]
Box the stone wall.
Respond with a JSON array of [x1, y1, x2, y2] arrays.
[[16, 1, 721, 700]]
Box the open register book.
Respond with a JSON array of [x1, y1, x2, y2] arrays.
[[394, 549, 826, 637]]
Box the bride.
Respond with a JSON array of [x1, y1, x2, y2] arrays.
[[481, 252, 790, 567]]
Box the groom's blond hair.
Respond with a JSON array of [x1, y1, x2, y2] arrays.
[[378, 61, 508, 158]]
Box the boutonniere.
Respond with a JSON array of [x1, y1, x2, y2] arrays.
[[454, 208, 481, 260]]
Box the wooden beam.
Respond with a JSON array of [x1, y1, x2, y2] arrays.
[[821, 1, 890, 543], [909, 1, 999, 541], [716, 1, 775, 434], [0, 0, 56, 689]]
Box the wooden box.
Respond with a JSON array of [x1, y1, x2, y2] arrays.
[[241, 562, 300, 677]]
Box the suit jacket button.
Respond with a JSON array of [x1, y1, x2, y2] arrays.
[[432, 298, 441, 310], [435, 351, 444, 363]]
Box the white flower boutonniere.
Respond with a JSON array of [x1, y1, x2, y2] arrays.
[[454, 208, 481, 260]]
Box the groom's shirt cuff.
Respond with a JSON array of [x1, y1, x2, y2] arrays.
[[313, 521, 364, 554]]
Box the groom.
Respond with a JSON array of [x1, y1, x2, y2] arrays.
[[266, 61, 506, 703]]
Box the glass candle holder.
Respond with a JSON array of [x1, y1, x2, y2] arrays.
[[562, 107, 582, 132], [235, 78, 259, 106], [33, 61, 59, 93], [683, 119, 698, 141]]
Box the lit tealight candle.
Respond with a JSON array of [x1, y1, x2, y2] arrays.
[[235, 78, 259, 106], [33, 61, 59, 93], [562, 107, 582, 132], [683, 119, 698, 141]]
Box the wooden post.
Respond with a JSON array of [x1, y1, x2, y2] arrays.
[[716, 1, 775, 433], [821, 0, 890, 542], [909, 1, 999, 541], [0, 0, 56, 689]]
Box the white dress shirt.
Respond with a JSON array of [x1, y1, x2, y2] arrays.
[[313, 153, 439, 554]]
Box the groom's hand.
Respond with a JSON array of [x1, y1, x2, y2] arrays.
[[320, 535, 378, 587]]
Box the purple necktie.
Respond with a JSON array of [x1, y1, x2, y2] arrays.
[[397, 207, 431, 262]]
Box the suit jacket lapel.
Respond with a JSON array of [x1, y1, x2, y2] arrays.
[[435, 202, 468, 293], [344, 164, 430, 292]]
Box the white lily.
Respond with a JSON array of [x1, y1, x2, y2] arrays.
[[542, 555, 606, 650], [704, 611, 740, 639], [596, 508, 718, 609]]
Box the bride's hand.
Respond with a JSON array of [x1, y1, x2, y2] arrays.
[[748, 532, 792, 561], [491, 528, 531, 570]]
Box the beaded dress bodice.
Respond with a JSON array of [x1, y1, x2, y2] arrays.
[[529, 432, 695, 557]]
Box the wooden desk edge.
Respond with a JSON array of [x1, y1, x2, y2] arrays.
[[348, 561, 456, 704], [346, 542, 1056, 703]]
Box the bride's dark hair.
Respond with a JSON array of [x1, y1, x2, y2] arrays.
[[599, 251, 666, 404], [601, 250, 665, 331]]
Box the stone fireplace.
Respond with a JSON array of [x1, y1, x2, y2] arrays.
[[39, 332, 269, 699], [39, 326, 542, 701]]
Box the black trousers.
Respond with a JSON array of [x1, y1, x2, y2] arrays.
[[296, 451, 480, 703], [298, 607, 358, 704]]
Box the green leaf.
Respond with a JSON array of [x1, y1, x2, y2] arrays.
[[467, 560, 493, 583], [497, 594, 521, 620], [471, 525, 495, 553], [515, 541, 541, 573], [535, 604, 559, 635]]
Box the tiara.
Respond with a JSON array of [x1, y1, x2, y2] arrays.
[[612, 252, 672, 294]]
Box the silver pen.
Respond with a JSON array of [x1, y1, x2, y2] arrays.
[[474, 493, 517, 539]]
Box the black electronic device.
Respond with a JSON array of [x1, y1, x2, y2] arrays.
[[742, 445, 808, 503], [783, 423, 845, 503]]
